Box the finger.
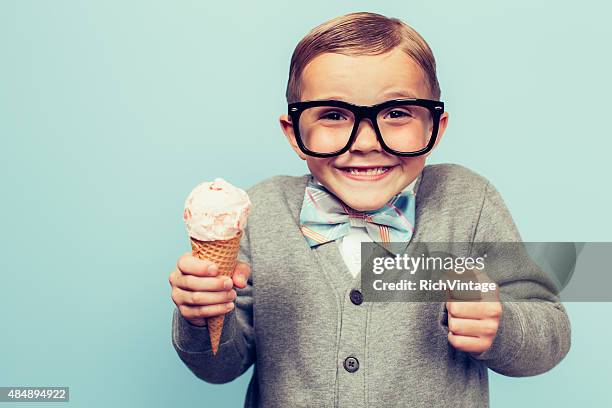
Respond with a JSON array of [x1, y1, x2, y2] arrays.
[[481, 301, 503, 319], [446, 301, 487, 319], [169, 268, 180, 287], [447, 286, 482, 302], [175, 274, 234, 292], [473, 269, 500, 302], [473, 268, 494, 284], [450, 268, 483, 301], [448, 316, 489, 337], [448, 301, 502, 319], [179, 302, 235, 320], [172, 286, 236, 306], [447, 332, 489, 353], [232, 262, 251, 288], [177, 252, 219, 277]]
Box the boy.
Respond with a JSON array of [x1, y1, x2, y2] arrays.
[[169, 12, 570, 407]]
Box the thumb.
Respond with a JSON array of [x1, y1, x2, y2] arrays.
[[470, 268, 499, 302], [232, 261, 251, 288]]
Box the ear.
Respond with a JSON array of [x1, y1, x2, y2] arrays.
[[279, 114, 307, 160], [425, 111, 449, 157]]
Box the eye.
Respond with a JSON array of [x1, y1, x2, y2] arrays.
[[320, 110, 348, 121], [384, 109, 413, 119]]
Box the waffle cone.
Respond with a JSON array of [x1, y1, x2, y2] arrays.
[[190, 231, 242, 355]]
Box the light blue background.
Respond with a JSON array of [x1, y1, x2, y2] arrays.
[[1, 1, 610, 407]]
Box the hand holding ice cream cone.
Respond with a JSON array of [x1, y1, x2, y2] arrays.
[[170, 255, 251, 324], [169, 178, 251, 355]]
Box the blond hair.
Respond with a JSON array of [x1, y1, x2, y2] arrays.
[[285, 12, 441, 103]]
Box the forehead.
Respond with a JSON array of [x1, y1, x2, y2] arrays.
[[300, 48, 430, 104]]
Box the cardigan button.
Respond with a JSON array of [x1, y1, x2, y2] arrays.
[[349, 289, 363, 305], [344, 356, 359, 373]]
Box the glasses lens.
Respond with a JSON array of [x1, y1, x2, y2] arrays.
[[376, 104, 434, 153], [298, 106, 355, 154]]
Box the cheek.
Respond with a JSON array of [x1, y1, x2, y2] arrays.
[[305, 157, 333, 177], [399, 157, 425, 172], [395, 157, 426, 186]]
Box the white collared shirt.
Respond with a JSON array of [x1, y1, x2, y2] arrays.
[[312, 176, 419, 277]]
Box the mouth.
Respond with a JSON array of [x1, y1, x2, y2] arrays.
[[335, 165, 397, 181]]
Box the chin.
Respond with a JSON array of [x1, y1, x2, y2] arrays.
[[339, 195, 389, 212]]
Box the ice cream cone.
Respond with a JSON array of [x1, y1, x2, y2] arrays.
[[183, 178, 250, 355], [190, 231, 242, 355]]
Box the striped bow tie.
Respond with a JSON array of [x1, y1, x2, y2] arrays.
[[299, 177, 416, 254]]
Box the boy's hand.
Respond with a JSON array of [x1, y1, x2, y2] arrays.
[[169, 252, 251, 327], [445, 269, 502, 354]]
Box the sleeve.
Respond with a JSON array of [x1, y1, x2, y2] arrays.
[[171, 225, 256, 384], [466, 181, 572, 377]]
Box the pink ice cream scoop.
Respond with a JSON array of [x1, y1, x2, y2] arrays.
[[183, 178, 251, 241]]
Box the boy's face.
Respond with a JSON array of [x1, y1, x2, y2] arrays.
[[280, 48, 449, 211]]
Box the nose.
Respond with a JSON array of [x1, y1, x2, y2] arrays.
[[349, 118, 382, 154]]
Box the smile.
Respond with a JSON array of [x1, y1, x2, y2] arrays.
[[337, 165, 396, 181]]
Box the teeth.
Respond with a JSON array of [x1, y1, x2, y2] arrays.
[[347, 167, 388, 175]]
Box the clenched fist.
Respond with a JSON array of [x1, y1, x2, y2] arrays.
[[446, 269, 502, 354], [169, 252, 251, 326]]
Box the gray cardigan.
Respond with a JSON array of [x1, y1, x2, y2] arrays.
[[172, 163, 571, 407]]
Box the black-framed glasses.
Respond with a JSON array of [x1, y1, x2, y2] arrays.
[[288, 98, 444, 157]]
